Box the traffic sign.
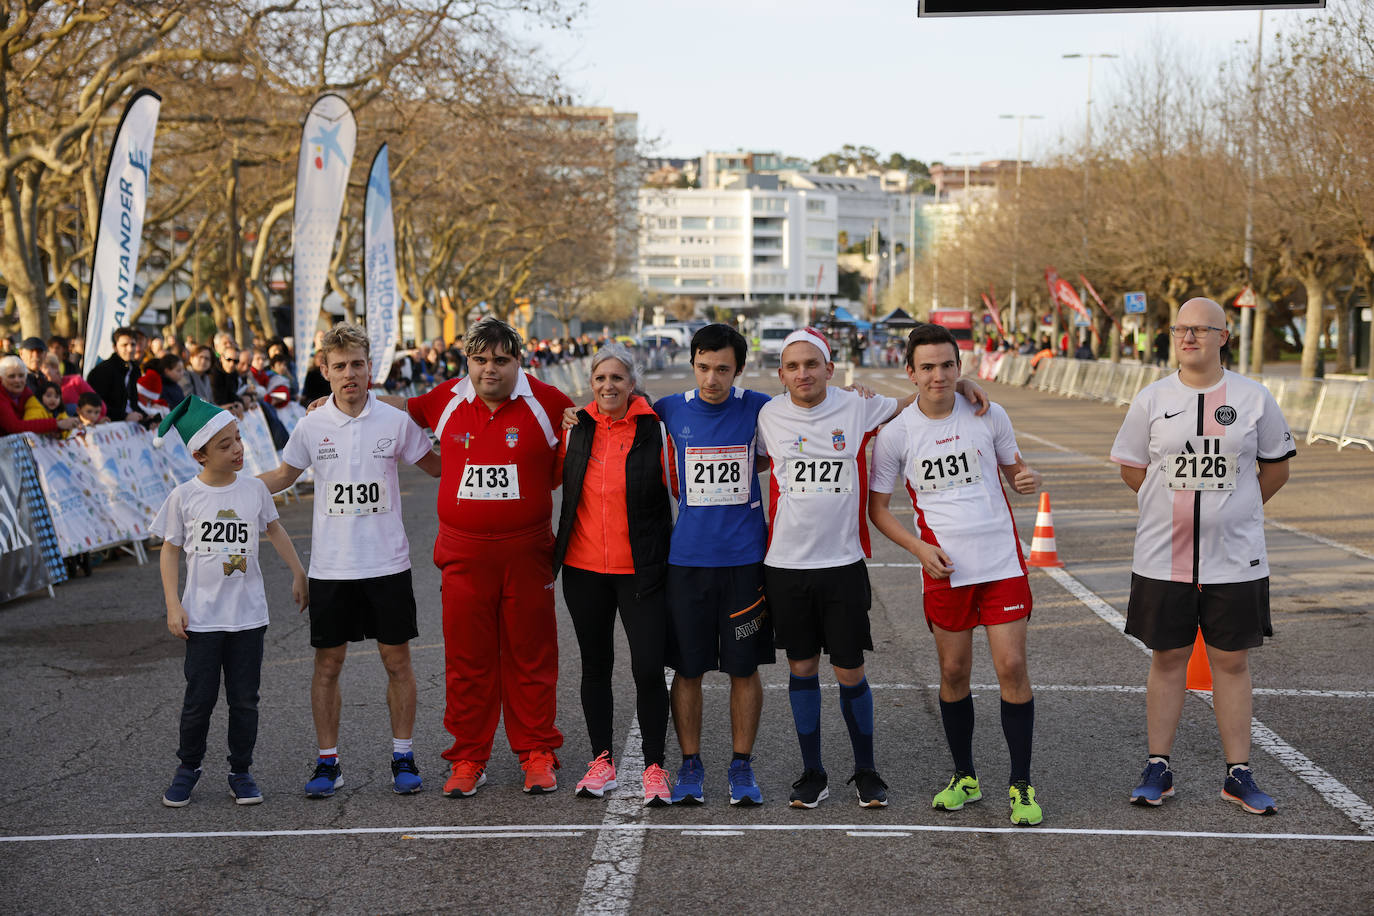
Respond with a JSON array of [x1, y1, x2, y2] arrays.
[[1074, 314, 1090, 327], [1235, 285, 1258, 308], [1124, 291, 1147, 315]]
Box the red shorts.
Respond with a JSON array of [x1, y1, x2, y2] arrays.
[[922, 574, 1032, 632]]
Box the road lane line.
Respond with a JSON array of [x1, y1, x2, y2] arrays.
[[1027, 544, 1374, 836], [403, 831, 584, 840], [576, 713, 648, 915], [723, 683, 1374, 699], [3, 823, 1368, 843]]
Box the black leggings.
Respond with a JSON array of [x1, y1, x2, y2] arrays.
[[561, 565, 669, 768]]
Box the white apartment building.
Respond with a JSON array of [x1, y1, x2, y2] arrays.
[[637, 187, 839, 314], [778, 172, 916, 254]]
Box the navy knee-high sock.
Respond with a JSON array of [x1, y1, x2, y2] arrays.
[[1001, 697, 1035, 784], [788, 674, 823, 771], [939, 694, 976, 777], [838, 679, 875, 771]]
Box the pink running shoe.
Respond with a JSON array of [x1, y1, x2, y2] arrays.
[[576, 751, 618, 799], [642, 763, 673, 808]]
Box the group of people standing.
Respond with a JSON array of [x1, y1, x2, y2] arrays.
[[152, 297, 1293, 825]]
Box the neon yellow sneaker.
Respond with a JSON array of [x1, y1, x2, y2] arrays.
[[1009, 781, 1043, 826], [932, 773, 981, 810]]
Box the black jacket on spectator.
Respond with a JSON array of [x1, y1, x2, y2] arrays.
[[208, 363, 241, 407], [300, 367, 331, 405], [86, 355, 138, 420]]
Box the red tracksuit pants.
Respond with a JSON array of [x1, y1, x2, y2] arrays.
[[434, 525, 563, 764]]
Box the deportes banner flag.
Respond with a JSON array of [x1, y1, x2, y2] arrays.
[[84, 89, 162, 377], [980, 290, 1006, 337], [1044, 267, 1090, 320], [292, 94, 357, 388], [364, 143, 398, 385]]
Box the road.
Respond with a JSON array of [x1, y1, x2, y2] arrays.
[[1, 365, 1371, 914]]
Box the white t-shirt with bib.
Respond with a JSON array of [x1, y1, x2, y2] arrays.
[[1110, 370, 1296, 584], [282, 391, 434, 580], [870, 399, 1026, 590], [757, 386, 897, 569], [151, 474, 279, 632]]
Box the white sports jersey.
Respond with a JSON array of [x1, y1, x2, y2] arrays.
[[151, 474, 278, 632], [1111, 370, 1295, 584], [870, 399, 1026, 590], [282, 391, 434, 580], [758, 386, 897, 569]]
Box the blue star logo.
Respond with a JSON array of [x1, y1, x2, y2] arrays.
[[309, 123, 345, 171], [366, 149, 391, 234]]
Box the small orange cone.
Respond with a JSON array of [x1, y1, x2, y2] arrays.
[[1027, 492, 1064, 567], [1186, 630, 1213, 691]]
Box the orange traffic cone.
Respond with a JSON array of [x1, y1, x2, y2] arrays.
[[1027, 492, 1064, 567], [1186, 630, 1213, 691]]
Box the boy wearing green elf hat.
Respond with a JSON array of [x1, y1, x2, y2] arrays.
[[150, 396, 309, 807]]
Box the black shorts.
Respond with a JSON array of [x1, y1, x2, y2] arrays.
[[763, 560, 873, 670], [309, 569, 419, 648], [1125, 574, 1271, 652], [666, 564, 775, 679]]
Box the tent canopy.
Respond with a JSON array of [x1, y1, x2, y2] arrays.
[[824, 305, 871, 331], [877, 307, 919, 327]]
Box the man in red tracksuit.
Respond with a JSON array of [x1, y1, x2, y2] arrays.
[[401, 319, 572, 796]]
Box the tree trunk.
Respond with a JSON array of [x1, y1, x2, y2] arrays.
[[1299, 276, 1326, 379], [1251, 296, 1269, 374]]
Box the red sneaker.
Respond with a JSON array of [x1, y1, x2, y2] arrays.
[[443, 760, 486, 798], [522, 748, 559, 794], [642, 763, 672, 807], [576, 751, 618, 799]]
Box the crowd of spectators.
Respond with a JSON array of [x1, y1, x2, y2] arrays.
[[0, 323, 616, 443]]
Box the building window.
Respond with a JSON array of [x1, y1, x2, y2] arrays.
[[714, 217, 741, 230], [681, 217, 709, 229], [714, 255, 742, 268], [681, 278, 710, 288], [654, 216, 678, 229], [681, 256, 711, 268], [753, 237, 783, 250], [752, 197, 786, 213], [642, 255, 676, 267], [806, 237, 834, 253], [647, 276, 677, 288], [806, 199, 826, 213]]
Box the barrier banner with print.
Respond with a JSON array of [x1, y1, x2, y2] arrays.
[[978, 351, 1006, 381], [238, 407, 282, 476], [0, 435, 68, 603]]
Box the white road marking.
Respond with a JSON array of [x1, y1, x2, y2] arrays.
[[3, 823, 1368, 844], [1026, 542, 1374, 836], [576, 715, 649, 915], [404, 831, 584, 840], [680, 830, 744, 836], [722, 683, 1374, 699], [846, 831, 912, 837]]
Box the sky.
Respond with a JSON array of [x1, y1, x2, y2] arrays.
[[525, 0, 1334, 168]]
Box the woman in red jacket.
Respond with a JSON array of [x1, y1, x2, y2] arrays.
[[1, 355, 81, 436], [553, 343, 675, 807]]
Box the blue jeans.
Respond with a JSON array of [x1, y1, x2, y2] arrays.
[[177, 627, 266, 772]]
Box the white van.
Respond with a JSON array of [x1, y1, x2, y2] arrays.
[[755, 317, 796, 366]]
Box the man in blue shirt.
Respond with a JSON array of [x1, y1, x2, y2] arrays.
[[655, 324, 774, 806]]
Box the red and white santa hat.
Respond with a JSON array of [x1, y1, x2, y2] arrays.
[[137, 368, 169, 416]]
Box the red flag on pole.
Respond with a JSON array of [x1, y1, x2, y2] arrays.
[[980, 291, 1006, 337]]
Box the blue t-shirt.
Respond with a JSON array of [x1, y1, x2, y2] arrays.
[[655, 387, 771, 567]]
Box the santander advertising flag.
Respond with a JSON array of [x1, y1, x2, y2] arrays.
[[85, 89, 162, 376], [364, 144, 398, 385], [292, 94, 356, 387]]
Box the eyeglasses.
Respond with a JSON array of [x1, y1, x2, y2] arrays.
[[1169, 325, 1226, 340]]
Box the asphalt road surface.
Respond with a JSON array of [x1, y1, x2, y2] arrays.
[[2, 365, 1371, 914]]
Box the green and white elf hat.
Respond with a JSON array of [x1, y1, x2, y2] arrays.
[[153, 395, 234, 453]]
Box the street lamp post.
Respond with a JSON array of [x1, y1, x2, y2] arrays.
[[1240, 11, 1264, 375], [1063, 52, 1118, 354], [999, 113, 1043, 342]]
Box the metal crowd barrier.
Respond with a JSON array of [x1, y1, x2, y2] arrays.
[[982, 353, 1373, 451]]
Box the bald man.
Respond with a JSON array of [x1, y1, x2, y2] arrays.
[[1111, 297, 1294, 817]]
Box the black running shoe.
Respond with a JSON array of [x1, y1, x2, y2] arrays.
[[788, 768, 829, 809], [848, 769, 889, 808]]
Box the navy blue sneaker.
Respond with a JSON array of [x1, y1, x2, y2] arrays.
[[788, 768, 829, 809], [162, 764, 201, 808], [671, 758, 705, 805], [848, 769, 889, 808], [1223, 766, 1276, 815], [305, 757, 343, 798], [391, 752, 422, 794], [728, 758, 763, 806], [228, 771, 263, 805], [1130, 760, 1174, 807]]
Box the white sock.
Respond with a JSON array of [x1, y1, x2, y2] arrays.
[[319, 746, 339, 760], [393, 737, 413, 755]]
